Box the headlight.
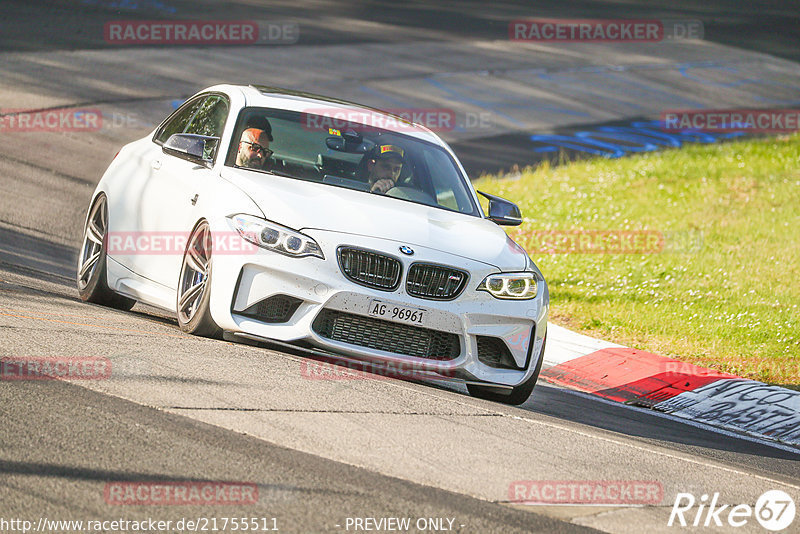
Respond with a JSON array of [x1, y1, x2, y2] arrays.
[[477, 272, 538, 300], [227, 214, 324, 259]]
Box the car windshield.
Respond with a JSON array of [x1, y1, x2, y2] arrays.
[[225, 107, 480, 216]]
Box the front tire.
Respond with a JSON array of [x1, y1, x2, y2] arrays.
[[77, 194, 136, 310], [176, 220, 222, 338], [467, 333, 547, 405]]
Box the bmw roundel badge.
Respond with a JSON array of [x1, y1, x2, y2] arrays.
[[399, 245, 414, 256]]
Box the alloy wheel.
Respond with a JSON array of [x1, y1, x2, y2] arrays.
[[178, 222, 212, 324], [78, 196, 107, 290]]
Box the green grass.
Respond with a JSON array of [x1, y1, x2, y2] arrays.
[[475, 135, 800, 388]]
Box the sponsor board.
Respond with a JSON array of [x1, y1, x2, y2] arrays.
[[654, 379, 800, 445]]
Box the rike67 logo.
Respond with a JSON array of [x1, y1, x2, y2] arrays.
[[669, 490, 796, 531]]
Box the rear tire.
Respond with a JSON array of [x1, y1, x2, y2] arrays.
[[176, 220, 222, 338], [467, 333, 547, 405], [76, 194, 136, 310]]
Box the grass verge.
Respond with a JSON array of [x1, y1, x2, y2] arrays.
[[475, 135, 799, 388]]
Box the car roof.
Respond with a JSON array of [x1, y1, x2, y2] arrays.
[[218, 84, 445, 144]]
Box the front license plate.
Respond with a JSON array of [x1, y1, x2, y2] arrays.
[[368, 300, 426, 326]]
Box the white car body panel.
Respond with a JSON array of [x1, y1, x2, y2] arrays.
[[221, 167, 528, 271]]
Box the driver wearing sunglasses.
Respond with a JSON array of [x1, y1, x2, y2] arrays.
[[236, 128, 273, 169]]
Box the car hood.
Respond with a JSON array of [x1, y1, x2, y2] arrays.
[[222, 169, 529, 271]]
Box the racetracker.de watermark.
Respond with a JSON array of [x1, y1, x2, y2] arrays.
[[509, 19, 703, 42], [509, 480, 663, 505], [0, 109, 102, 132], [105, 232, 258, 255], [1, 357, 111, 381], [104, 20, 298, 45], [661, 109, 800, 133], [300, 359, 458, 382], [104, 482, 258, 505], [300, 108, 493, 133], [508, 229, 703, 255]]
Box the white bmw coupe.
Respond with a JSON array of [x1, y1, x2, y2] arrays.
[[77, 84, 548, 404]]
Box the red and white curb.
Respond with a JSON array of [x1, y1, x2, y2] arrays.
[[544, 324, 800, 448]]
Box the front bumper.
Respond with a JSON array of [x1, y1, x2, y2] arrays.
[[207, 228, 549, 388]]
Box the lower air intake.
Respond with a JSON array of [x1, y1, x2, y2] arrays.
[[312, 309, 460, 360], [476, 335, 523, 370], [240, 295, 302, 323]]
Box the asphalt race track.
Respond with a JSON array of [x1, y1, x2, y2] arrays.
[[1, 2, 799, 533]]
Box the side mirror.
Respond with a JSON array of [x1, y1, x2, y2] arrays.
[[477, 191, 522, 226], [163, 133, 219, 166]]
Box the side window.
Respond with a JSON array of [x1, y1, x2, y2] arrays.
[[184, 96, 229, 160], [154, 97, 205, 144], [422, 149, 473, 213], [154, 94, 230, 160], [185, 96, 229, 138]]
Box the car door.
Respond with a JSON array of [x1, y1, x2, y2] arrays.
[[107, 95, 206, 279], [134, 94, 230, 290]]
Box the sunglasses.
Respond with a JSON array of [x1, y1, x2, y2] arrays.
[[242, 141, 273, 158]]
